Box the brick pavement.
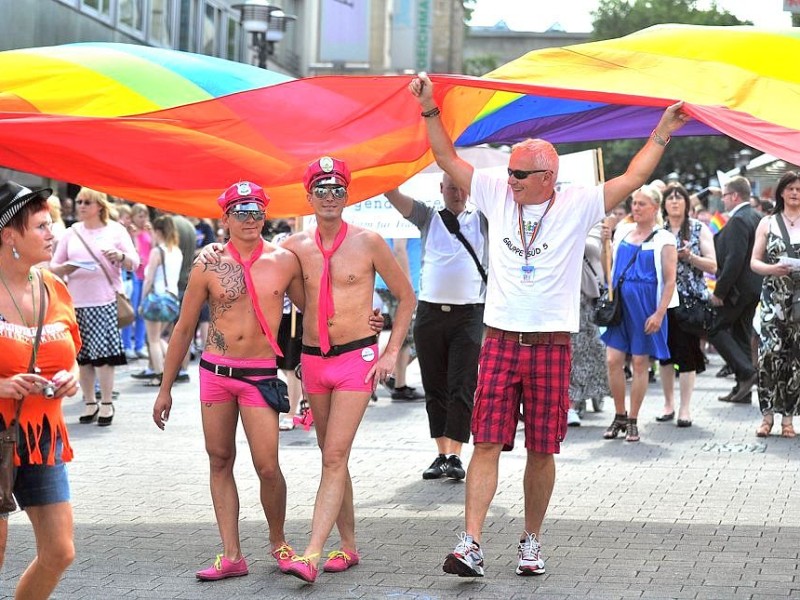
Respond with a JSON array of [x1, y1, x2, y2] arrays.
[[3, 353, 800, 599]]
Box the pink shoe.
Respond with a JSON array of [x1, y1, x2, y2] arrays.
[[323, 549, 360, 573], [195, 554, 249, 581], [271, 543, 296, 573], [284, 553, 319, 583]]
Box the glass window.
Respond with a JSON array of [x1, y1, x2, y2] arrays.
[[226, 16, 241, 61], [81, 0, 111, 19], [178, 0, 197, 51], [202, 4, 220, 56], [119, 0, 145, 33], [149, 0, 175, 47]]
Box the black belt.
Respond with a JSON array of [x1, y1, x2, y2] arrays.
[[302, 335, 378, 357], [420, 301, 483, 313], [200, 358, 277, 378]]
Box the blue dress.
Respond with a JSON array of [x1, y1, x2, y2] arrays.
[[601, 239, 670, 359]]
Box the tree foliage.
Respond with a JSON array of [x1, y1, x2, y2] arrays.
[[585, 0, 752, 191], [591, 0, 749, 41]]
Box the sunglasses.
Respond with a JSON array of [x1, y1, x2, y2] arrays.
[[75, 199, 94, 205], [228, 210, 266, 222], [507, 168, 550, 180], [312, 186, 347, 200]]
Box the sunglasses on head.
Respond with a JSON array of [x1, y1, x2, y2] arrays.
[[507, 168, 550, 180], [312, 186, 347, 200], [227, 210, 265, 222]]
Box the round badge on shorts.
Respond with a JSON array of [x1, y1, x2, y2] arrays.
[[361, 347, 375, 362]]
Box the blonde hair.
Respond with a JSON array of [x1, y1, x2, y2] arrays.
[[635, 184, 664, 226], [47, 195, 63, 224], [131, 203, 149, 217], [116, 203, 132, 219], [76, 187, 112, 225]]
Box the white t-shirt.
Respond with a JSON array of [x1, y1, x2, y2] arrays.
[[471, 171, 605, 333], [153, 245, 183, 297], [407, 200, 487, 305]]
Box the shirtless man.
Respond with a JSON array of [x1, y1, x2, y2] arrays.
[[279, 156, 416, 583], [152, 182, 304, 581]]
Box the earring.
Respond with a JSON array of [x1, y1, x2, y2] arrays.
[[11, 246, 19, 260]]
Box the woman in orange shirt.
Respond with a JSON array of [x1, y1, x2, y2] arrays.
[[0, 180, 81, 599]]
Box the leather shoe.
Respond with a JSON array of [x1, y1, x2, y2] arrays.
[[655, 412, 675, 422], [719, 373, 757, 403], [677, 419, 693, 428]]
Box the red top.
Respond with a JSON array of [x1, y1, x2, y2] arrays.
[[0, 270, 81, 465]]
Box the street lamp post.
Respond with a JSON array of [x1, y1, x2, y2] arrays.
[[232, 0, 296, 69]]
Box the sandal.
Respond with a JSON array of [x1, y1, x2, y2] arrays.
[[755, 418, 774, 438], [79, 402, 99, 424], [781, 422, 796, 438], [603, 413, 628, 439], [625, 418, 640, 442]]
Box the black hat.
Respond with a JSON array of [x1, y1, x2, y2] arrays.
[[0, 180, 53, 230]]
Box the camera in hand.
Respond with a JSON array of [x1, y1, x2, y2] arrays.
[[42, 382, 55, 399]]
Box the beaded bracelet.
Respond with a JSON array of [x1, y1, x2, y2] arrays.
[[421, 106, 441, 118]]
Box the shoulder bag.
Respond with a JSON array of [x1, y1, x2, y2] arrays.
[[141, 247, 181, 322], [592, 230, 657, 327], [73, 228, 135, 328], [774, 214, 800, 323], [0, 270, 46, 513], [438, 209, 488, 284]]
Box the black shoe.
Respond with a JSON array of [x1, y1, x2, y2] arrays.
[[131, 369, 155, 380], [97, 402, 115, 427], [716, 364, 733, 378], [423, 454, 448, 480], [655, 412, 675, 422], [727, 373, 757, 403], [445, 455, 465, 480], [79, 402, 99, 424], [677, 419, 693, 428], [382, 375, 396, 391], [391, 386, 425, 401], [648, 368, 657, 384], [175, 372, 190, 383]]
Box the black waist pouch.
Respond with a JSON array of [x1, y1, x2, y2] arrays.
[[230, 375, 290, 413]]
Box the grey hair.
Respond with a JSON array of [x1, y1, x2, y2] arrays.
[[635, 184, 664, 226], [510, 138, 559, 178]]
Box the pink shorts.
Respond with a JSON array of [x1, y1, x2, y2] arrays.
[[301, 344, 378, 394], [199, 351, 278, 408]]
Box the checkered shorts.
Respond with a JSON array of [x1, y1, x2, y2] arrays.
[[472, 336, 571, 454]]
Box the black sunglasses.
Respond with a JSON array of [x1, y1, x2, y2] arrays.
[[312, 186, 347, 200], [228, 210, 266, 222], [507, 168, 550, 180]]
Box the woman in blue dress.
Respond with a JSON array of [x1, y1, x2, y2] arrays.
[[602, 185, 678, 442]]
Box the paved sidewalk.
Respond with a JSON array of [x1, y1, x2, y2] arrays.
[[3, 354, 800, 599]]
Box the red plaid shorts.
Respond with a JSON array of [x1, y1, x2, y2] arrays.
[[471, 336, 571, 454]]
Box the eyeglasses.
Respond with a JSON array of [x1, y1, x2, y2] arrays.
[[507, 168, 550, 180], [721, 191, 734, 198], [312, 186, 347, 200], [227, 210, 265, 222], [75, 199, 94, 205]]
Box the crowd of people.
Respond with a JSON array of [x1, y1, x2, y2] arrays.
[[1, 71, 798, 598]]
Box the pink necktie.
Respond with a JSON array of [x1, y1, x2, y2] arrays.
[[227, 241, 283, 357], [315, 223, 348, 355]]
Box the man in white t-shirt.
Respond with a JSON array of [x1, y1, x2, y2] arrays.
[[409, 72, 689, 578], [386, 173, 488, 482]]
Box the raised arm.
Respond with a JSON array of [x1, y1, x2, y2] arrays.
[[409, 73, 474, 194], [603, 102, 690, 212], [384, 188, 415, 219]]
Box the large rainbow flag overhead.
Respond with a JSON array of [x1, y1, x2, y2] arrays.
[[0, 25, 798, 217]]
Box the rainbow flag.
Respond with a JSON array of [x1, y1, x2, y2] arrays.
[[708, 211, 728, 234], [0, 25, 799, 217]]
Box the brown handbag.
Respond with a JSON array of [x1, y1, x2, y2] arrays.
[[0, 270, 46, 513], [72, 228, 135, 328]]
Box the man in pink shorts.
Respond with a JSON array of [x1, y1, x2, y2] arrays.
[[279, 156, 415, 583], [152, 182, 307, 581]]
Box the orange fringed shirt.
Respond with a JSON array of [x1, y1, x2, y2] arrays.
[[0, 270, 81, 465]]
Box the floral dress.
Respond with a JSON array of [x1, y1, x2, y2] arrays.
[[758, 219, 800, 416]]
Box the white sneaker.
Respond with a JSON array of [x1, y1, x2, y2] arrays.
[[516, 532, 545, 576], [567, 408, 581, 427]]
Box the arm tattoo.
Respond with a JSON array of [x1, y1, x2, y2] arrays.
[[205, 261, 247, 355]]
